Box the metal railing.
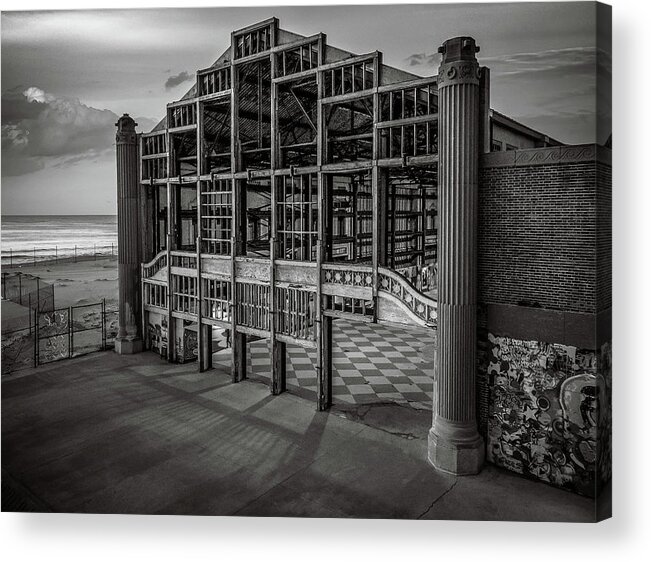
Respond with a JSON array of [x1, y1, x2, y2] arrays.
[[1, 244, 116, 268]]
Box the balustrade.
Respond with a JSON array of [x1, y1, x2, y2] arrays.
[[378, 266, 437, 325]]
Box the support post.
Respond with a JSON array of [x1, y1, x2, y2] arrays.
[[315, 56, 332, 410], [230, 62, 247, 383], [34, 307, 38, 367], [114, 114, 143, 354], [269, 55, 286, 396], [428, 37, 484, 475], [196, 235, 206, 372], [102, 298, 107, 350], [68, 305, 73, 358]]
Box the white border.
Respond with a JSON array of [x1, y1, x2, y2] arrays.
[[1, 1, 649, 561]]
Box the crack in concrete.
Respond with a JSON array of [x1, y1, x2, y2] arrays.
[[416, 479, 458, 519], [332, 403, 425, 441]]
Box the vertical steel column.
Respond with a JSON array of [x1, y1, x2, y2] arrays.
[[315, 37, 332, 411], [428, 37, 484, 475], [230, 61, 247, 383], [371, 51, 383, 322], [269, 51, 286, 395], [195, 99, 206, 372]]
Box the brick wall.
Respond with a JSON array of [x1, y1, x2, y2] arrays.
[[479, 161, 599, 313], [597, 162, 612, 312], [475, 146, 612, 493]]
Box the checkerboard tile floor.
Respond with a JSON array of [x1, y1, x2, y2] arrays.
[[212, 319, 434, 410]]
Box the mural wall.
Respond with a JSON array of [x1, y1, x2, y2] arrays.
[[146, 312, 199, 363], [147, 312, 168, 358], [485, 333, 611, 497]]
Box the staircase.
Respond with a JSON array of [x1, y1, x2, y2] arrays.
[[142, 252, 437, 331], [376, 267, 437, 329]]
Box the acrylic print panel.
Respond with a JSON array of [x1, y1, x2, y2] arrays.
[[1, 1, 611, 522]]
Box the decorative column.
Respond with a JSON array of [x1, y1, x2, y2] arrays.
[[428, 37, 484, 474], [115, 114, 143, 354]]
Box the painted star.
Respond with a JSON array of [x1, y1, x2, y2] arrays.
[[523, 406, 538, 422]]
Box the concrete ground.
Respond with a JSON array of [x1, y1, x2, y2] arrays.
[[1, 351, 597, 521]]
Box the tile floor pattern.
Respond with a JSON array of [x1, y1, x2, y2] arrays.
[[212, 319, 434, 410]]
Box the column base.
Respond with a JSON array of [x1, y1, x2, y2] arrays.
[[114, 337, 143, 355], [428, 418, 485, 476]]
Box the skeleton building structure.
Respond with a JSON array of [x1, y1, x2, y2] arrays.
[[116, 18, 611, 490]]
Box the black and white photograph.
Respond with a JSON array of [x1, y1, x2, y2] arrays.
[[0, 0, 630, 551]]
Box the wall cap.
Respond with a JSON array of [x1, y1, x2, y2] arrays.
[[481, 143, 611, 169]]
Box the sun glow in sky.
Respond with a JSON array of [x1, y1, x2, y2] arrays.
[[1, 2, 611, 215]]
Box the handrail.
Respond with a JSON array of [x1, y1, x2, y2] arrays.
[[169, 250, 197, 270], [142, 250, 167, 278], [169, 250, 196, 257], [378, 266, 437, 325]]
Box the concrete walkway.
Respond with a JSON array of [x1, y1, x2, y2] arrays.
[[1, 351, 596, 520]]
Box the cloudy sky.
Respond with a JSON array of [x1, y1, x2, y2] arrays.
[[1, 1, 611, 215]]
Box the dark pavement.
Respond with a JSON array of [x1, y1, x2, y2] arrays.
[[2, 351, 596, 521]]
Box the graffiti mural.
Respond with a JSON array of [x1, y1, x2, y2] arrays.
[[147, 314, 168, 358], [182, 328, 198, 363], [38, 309, 70, 363], [597, 342, 612, 488], [485, 333, 611, 497]]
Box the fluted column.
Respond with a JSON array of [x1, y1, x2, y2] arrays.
[[428, 37, 484, 475], [115, 114, 143, 354]]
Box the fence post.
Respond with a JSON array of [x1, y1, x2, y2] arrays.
[[34, 307, 38, 368], [69, 306, 73, 358], [18, 273, 22, 305], [37, 277, 40, 314], [28, 293, 32, 335], [102, 299, 107, 350]]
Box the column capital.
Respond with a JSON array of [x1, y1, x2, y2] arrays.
[[437, 36, 480, 88], [115, 113, 138, 144]]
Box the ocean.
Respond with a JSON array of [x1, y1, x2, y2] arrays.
[[1, 215, 118, 266]]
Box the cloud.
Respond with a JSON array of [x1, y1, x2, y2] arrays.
[[405, 45, 611, 145], [1, 87, 156, 177], [479, 46, 611, 79], [165, 71, 193, 90], [405, 53, 440, 68], [406, 46, 610, 80]]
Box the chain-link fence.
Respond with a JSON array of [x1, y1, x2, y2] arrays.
[[1, 272, 55, 313], [1, 320, 37, 376], [1, 299, 118, 376], [1, 244, 116, 268]]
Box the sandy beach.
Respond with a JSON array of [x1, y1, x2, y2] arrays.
[[3, 255, 118, 311]]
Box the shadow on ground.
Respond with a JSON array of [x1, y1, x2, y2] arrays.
[[2, 351, 596, 521]]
